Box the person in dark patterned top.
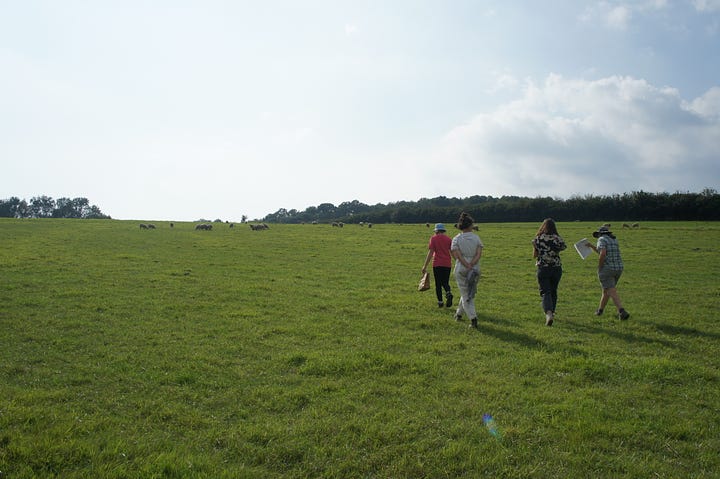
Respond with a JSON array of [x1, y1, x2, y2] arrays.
[[532, 218, 567, 326]]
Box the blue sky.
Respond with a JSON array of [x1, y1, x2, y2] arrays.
[[2, 1, 719, 221]]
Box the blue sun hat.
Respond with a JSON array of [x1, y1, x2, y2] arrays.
[[434, 223, 446, 232]]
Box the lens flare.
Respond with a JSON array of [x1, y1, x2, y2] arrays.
[[483, 413, 501, 439]]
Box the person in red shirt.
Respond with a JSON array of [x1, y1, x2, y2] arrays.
[[422, 223, 454, 308]]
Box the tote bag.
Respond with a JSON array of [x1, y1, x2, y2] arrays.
[[418, 271, 431, 291]]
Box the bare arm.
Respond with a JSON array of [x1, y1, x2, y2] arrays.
[[451, 249, 468, 268], [471, 246, 483, 267], [422, 249, 433, 273], [586, 241, 598, 253]]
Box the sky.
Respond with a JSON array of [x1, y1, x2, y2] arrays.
[[2, 0, 719, 221]]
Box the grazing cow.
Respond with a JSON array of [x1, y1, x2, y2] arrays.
[[472, 225, 479, 231], [632, 223, 640, 228], [147, 224, 156, 229], [426, 223, 430, 228], [195, 223, 212, 230], [332, 222, 339, 227], [249, 224, 269, 231], [623, 223, 630, 228], [170, 223, 174, 228], [139, 224, 148, 229], [602, 223, 611, 228], [229, 223, 234, 228], [368, 223, 373, 228]]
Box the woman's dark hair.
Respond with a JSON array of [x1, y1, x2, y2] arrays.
[[457, 212, 474, 230], [537, 218, 558, 236]]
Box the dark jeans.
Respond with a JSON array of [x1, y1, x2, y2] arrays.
[[433, 266, 452, 302], [537, 266, 562, 313]]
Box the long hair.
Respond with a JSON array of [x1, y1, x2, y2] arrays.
[[536, 218, 558, 236], [457, 212, 474, 230]]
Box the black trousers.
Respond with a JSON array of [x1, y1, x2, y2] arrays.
[[433, 266, 452, 302], [537, 266, 562, 313]]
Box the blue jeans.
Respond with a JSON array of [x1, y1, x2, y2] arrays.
[[537, 266, 562, 313]]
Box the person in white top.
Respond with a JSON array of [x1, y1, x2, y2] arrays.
[[450, 212, 484, 328]]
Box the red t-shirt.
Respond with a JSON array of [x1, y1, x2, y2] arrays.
[[428, 234, 452, 268]]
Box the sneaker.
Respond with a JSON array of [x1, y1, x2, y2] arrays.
[[445, 293, 453, 308], [438, 301, 444, 308], [470, 318, 478, 329], [595, 308, 604, 316], [619, 309, 630, 320], [545, 312, 554, 327]]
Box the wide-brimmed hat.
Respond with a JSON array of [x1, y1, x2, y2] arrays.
[[434, 223, 446, 232], [592, 226, 612, 238]]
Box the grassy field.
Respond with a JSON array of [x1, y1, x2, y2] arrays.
[[1, 219, 718, 478]]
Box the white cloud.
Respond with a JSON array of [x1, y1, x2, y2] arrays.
[[693, 0, 720, 12], [580, 0, 672, 29], [688, 86, 720, 118], [344, 24, 358, 36], [434, 75, 720, 198], [486, 71, 521, 93], [606, 5, 632, 29]]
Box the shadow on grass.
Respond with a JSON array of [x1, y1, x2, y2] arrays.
[[472, 314, 586, 356], [639, 321, 720, 341], [564, 319, 677, 349]]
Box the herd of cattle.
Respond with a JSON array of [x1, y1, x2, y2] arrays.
[[138, 222, 378, 230], [139, 222, 270, 230], [600, 222, 641, 229], [141, 221, 639, 230]]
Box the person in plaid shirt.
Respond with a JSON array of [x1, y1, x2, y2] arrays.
[[586, 226, 630, 320]]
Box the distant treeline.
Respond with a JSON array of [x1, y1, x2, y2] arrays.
[[263, 189, 720, 224], [0, 196, 111, 219]]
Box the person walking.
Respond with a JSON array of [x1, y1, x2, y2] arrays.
[[451, 212, 484, 328], [586, 225, 630, 320], [422, 223, 454, 308], [532, 218, 567, 326]]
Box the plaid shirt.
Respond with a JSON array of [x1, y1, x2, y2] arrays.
[[597, 236, 623, 270]]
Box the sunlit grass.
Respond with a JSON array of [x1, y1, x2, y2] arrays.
[[1, 219, 718, 478]]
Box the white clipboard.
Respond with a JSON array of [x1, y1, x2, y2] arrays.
[[574, 238, 593, 260]]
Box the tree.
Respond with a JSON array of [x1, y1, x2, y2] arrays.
[[87, 205, 109, 219], [0, 197, 21, 218], [0, 196, 109, 219], [261, 191, 720, 224], [53, 198, 79, 218], [29, 196, 56, 218]]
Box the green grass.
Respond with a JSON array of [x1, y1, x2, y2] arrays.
[[1, 219, 719, 478]]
